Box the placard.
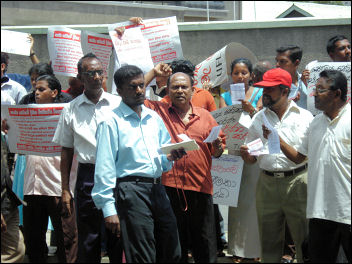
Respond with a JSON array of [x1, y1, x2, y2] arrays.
[[212, 155, 244, 206], [81, 31, 113, 76], [211, 105, 248, 155], [306, 62, 351, 115], [48, 27, 84, 77], [1, 30, 31, 56], [194, 42, 257, 88], [108, 16, 183, 65], [1, 104, 66, 156]]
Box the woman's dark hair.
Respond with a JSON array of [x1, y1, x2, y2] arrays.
[[230, 58, 253, 86], [28, 63, 54, 76], [36, 74, 65, 103], [114, 65, 143, 90]]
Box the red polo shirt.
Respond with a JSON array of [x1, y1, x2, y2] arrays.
[[144, 100, 226, 195]]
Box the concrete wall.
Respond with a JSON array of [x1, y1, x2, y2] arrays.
[[3, 18, 351, 91]]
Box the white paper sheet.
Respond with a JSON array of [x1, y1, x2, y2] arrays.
[[203, 125, 222, 143], [159, 139, 199, 155], [1, 30, 31, 56], [261, 110, 280, 154], [230, 83, 245, 105], [246, 138, 268, 156]]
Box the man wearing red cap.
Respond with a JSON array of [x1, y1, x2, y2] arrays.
[[239, 68, 313, 263]]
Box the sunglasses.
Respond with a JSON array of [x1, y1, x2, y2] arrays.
[[82, 70, 104, 77]]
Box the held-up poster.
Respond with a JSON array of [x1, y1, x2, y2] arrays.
[[194, 42, 257, 88], [211, 105, 248, 156], [212, 155, 244, 207], [307, 61, 351, 116], [81, 31, 113, 76], [1, 30, 31, 56], [1, 104, 66, 156], [108, 16, 183, 65], [48, 27, 84, 77]]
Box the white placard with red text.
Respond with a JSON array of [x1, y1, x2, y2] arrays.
[[108, 16, 183, 65], [212, 155, 244, 206], [1, 104, 66, 156], [48, 27, 84, 77], [306, 61, 351, 115], [81, 31, 113, 76]]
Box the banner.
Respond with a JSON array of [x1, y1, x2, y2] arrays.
[[194, 42, 257, 88], [48, 27, 84, 77], [81, 31, 113, 76], [211, 105, 248, 155], [1, 104, 66, 156], [109, 16, 183, 65], [212, 155, 244, 206], [1, 30, 31, 56], [306, 61, 351, 115]]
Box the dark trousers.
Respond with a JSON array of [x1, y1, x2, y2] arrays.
[[214, 204, 224, 252], [23, 195, 77, 263], [115, 179, 181, 263], [308, 218, 351, 263], [76, 163, 122, 263], [165, 187, 217, 263]]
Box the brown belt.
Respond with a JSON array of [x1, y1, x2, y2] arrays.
[[263, 164, 308, 178]]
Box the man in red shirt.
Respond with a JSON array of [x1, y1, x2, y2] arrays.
[[144, 70, 225, 263]]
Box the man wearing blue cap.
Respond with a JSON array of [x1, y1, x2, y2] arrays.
[[240, 68, 313, 263]]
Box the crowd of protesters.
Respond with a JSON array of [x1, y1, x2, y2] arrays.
[[1, 15, 351, 264]]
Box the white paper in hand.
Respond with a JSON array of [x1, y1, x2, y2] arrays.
[[261, 110, 280, 154], [247, 138, 268, 156], [230, 83, 245, 105], [204, 125, 222, 143], [159, 134, 199, 155]]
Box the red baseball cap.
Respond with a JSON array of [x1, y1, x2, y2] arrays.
[[254, 68, 292, 88]]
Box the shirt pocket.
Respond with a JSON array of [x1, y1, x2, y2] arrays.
[[333, 137, 351, 161]]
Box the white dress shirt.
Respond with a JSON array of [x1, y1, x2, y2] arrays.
[[1, 77, 27, 104], [52, 90, 121, 164], [246, 101, 313, 171], [300, 103, 351, 225]]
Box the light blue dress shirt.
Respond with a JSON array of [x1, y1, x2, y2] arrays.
[[91, 101, 173, 218], [291, 72, 308, 110]]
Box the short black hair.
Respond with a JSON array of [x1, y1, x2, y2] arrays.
[[326, 35, 349, 54], [253, 63, 270, 82], [279, 84, 291, 97], [77, 53, 100, 75], [276, 45, 303, 63], [319, 70, 348, 102], [1, 52, 9, 66], [36, 75, 64, 103], [170, 59, 195, 77], [167, 72, 194, 88], [28, 63, 54, 77], [114, 65, 143, 90]]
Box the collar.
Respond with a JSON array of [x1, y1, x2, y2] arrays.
[[168, 101, 201, 118], [324, 103, 350, 124], [77, 89, 106, 106], [264, 100, 301, 117], [118, 101, 150, 120]]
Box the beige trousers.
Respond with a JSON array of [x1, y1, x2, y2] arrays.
[[256, 169, 308, 263], [1, 208, 25, 263]]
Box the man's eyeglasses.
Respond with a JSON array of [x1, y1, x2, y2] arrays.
[[82, 70, 104, 77], [313, 87, 330, 94]]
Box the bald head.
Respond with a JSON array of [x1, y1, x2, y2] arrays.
[[167, 72, 194, 88]]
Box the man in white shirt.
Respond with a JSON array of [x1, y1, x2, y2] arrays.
[[268, 70, 351, 263], [1, 52, 27, 104], [240, 68, 313, 263], [53, 53, 122, 262]]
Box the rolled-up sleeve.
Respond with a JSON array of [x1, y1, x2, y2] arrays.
[[52, 106, 74, 148], [92, 119, 119, 218]]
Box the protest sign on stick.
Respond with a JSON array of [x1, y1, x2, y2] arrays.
[[211, 105, 248, 155], [48, 27, 84, 77], [109, 16, 183, 65], [306, 61, 351, 115], [194, 42, 257, 88], [1, 104, 66, 156], [81, 31, 113, 76], [1, 30, 31, 56], [212, 155, 244, 207]]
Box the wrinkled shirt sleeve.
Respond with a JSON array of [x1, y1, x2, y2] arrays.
[[92, 119, 118, 218]]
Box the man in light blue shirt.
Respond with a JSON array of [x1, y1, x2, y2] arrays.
[[92, 65, 185, 263]]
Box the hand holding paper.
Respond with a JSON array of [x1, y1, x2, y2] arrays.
[[159, 134, 199, 155], [203, 125, 222, 143], [230, 83, 246, 105], [261, 111, 280, 154]]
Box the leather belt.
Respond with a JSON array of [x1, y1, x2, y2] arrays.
[[263, 164, 308, 178], [117, 176, 161, 184]]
